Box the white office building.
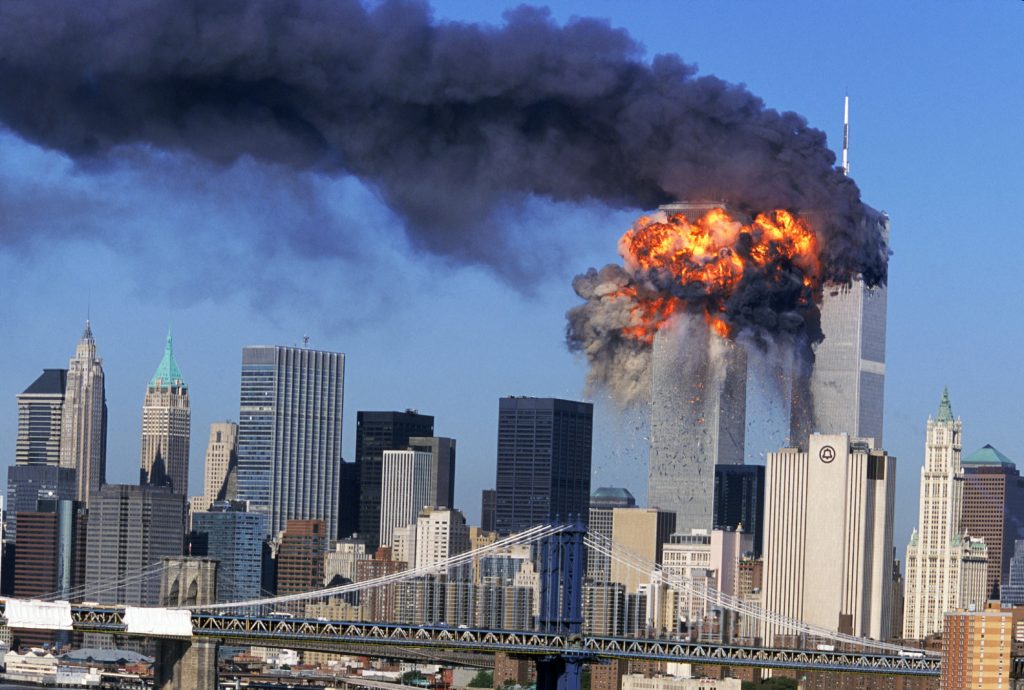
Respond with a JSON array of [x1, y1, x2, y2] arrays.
[[762, 433, 895, 642], [379, 450, 433, 548], [662, 529, 753, 631]]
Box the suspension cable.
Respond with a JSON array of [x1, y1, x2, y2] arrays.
[[584, 531, 929, 655], [193, 523, 566, 612]]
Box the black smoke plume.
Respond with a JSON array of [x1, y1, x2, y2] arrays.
[[0, 0, 886, 283]]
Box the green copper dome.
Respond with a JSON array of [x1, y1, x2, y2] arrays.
[[150, 329, 185, 389], [963, 444, 1015, 468], [936, 386, 954, 422]]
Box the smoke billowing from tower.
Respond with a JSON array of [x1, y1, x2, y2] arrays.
[[566, 203, 869, 531], [565, 205, 865, 410], [0, 0, 885, 285], [0, 1, 889, 461]]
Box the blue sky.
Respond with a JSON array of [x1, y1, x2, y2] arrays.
[[1, 0, 1022, 562]]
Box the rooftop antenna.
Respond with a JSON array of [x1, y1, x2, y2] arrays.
[[842, 93, 850, 176], [302, 334, 310, 348]]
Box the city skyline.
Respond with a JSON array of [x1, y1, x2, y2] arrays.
[[2, 307, 1019, 554], [2, 2, 1023, 686], [2, 1, 1023, 565]]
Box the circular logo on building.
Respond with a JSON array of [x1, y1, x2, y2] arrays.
[[819, 445, 836, 463]]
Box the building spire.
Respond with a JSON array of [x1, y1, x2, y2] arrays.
[[82, 319, 93, 341], [936, 386, 953, 422], [150, 328, 185, 389]]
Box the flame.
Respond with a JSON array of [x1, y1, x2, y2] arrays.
[[612, 207, 820, 342], [615, 286, 676, 344]]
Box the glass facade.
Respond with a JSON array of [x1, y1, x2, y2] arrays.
[[713, 464, 764, 558], [6, 464, 76, 541], [15, 369, 67, 467], [237, 346, 345, 539], [84, 484, 185, 606], [494, 397, 593, 534], [192, 506, 268, 603], [355, 411, 435, 551], [1002, 540, 1024, 606]]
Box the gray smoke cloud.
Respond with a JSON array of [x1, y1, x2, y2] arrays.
[[568, 264, 651, 403], [0, 0, 886, 283]]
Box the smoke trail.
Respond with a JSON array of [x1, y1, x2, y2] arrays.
[[0, 0, 885, 282]]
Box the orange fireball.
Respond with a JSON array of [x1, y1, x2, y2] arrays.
[[612, 207, 821, 342]]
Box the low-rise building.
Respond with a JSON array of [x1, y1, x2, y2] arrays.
[[621, 674, 741, 690], [324, 538, 370, 585], [4, 647, 59, 684]]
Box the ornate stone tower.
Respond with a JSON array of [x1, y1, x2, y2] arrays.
[[140, 330, 190, 495], [902, 388, 988, 639], [60, 320, 107, 505]]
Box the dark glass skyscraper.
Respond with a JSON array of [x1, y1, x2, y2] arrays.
[[713, 464, 765, 557], [355, 410, 434, 550], [480, 489, 496, 532], [84, 484, 185, 606], [494, 397, 593, 535], [15, 369, 67, 467], [336, 461, 360, 540], [6, 464, 76, 541], [237, 346, 345, 539]]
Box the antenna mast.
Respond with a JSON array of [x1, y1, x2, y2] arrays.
[[842, 94, 850, 176]]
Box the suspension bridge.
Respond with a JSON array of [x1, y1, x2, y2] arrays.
[[1, 522, 942, 690]]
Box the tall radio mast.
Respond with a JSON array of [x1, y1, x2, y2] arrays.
[[842, 94, 850, 176]]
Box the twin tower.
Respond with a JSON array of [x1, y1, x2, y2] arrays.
[[647, 206, 889, 535]]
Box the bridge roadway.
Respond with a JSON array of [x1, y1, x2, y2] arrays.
[[66, 604, 940, 677]]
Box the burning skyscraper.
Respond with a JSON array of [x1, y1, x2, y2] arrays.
[[0, 0, 892, 529], [648, 314, 747, 530], [567, 197, 887, 529], [807, 207, 889, 446], [645, 204, 748, 530]]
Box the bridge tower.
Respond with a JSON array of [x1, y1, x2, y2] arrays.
[[155, 557, 219, 690], [536, 521, 589, 690]]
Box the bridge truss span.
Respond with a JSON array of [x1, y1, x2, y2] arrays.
[[184, 614, 940, 676]]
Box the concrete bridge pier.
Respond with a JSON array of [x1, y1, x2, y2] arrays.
[[154, 557, 219, 690]]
